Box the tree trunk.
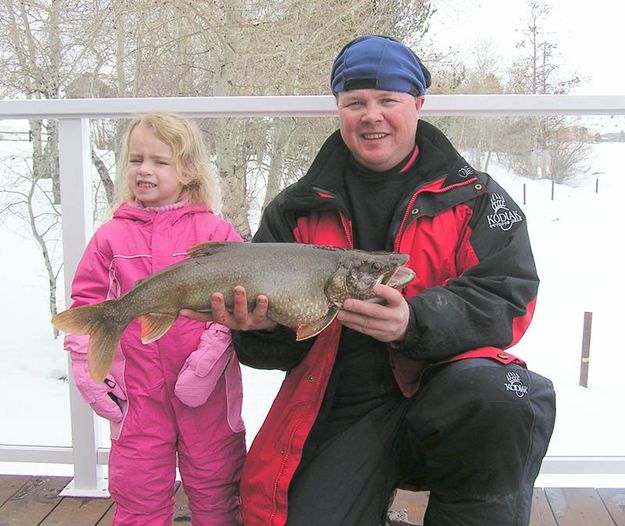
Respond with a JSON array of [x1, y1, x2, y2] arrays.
[[263, 118, 296, 210], [214, 118, 252, 240]]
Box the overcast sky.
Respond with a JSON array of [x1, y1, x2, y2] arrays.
[[428, 0, 623, 94]]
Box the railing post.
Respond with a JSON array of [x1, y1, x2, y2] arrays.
[[57, 118, 108, 497], [579, 311, 593, 388]]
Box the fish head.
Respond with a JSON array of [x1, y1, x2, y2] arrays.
[[325, 250, 416, 306]]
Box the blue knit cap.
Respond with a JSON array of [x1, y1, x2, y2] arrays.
[[331, 35, 431, 97]]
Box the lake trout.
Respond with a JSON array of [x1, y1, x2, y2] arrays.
[[52, 242, 416, 383]]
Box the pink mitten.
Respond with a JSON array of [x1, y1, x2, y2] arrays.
[[70, 351, 127, 422], [175, 323, 234, 408]]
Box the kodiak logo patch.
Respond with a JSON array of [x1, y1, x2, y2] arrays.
[[458, 165, 474, 178], [505, 371, 528, 398], [487, 193, 523, 231]]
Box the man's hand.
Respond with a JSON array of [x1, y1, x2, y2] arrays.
[[336, 284, 409, 343], [180, 285, 278, 332]]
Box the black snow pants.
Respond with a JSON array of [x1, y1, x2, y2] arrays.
[[285, 356, 556, 526]]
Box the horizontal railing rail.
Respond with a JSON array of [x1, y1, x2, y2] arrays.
[[1, 94, 624, 496], [1, 94, 625, 119]]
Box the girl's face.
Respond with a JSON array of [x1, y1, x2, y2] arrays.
[[126, 124, 184, 207]]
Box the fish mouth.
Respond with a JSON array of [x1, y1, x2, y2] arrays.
[[383, 265, 416, 289]]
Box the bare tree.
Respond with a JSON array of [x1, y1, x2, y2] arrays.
[[0, 0, 114, 325], [110, 0, 436, 238], [438, 39, 505, 172], [502, 0, 589, 182], [0, 0, 437, 327], [0, 152, 62, 336]]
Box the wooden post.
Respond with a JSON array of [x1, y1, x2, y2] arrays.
[[595, 178, 599, 194], [523, 183, 526, 205], [551, 179, 555, 200], [579, 311, 593, 388]]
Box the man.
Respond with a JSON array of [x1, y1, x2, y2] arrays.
[[189, 35, 556, 526]]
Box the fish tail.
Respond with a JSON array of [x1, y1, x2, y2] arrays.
[[52, 302, 128, 383]]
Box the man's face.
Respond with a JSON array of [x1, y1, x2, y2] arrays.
[[337, 89, 424, 172]]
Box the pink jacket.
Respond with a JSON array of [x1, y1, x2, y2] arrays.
[[64, 202, 244, 436]]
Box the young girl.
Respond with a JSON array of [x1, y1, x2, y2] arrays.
[[63, 112, 246, 525]]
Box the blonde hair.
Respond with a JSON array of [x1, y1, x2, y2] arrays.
[[113, 112, 216, 209]]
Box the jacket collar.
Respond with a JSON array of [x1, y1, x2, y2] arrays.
[[113, 201, 211, 222]]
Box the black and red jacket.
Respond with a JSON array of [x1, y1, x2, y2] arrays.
[[233, 120, 539, 526]]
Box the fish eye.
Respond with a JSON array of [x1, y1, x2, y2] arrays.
[[371, 262, 382, 272]]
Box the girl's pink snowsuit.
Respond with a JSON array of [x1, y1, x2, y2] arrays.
[[64, 202, 246, 525]]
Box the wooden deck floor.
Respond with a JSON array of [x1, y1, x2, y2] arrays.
[[0, 475, 624, 525]]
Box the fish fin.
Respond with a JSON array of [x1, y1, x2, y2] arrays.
[[88, 324, 125, 384], [139, 313, 177, 344], [187, 240, 234, 257], [295, 308, 339, 341], [51, 302, 126, 384], [52, 301, 113, 335]]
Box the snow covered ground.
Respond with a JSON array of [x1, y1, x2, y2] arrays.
[[1, 119, 624, 486]]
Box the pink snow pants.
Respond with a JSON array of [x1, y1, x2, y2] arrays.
[[108, 362, 246, 525]]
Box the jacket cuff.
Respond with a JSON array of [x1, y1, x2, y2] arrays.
[[231, 325, 313, 371], [394, 306, 429, 360]]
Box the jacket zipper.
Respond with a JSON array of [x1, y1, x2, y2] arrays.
[[269, 445, 290, 526], [312, 186, 354, 249], [339, 211, 354, 249], [392, 175, 479, 253]]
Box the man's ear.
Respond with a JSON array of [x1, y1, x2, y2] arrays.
[[415, 96, 425, 111]]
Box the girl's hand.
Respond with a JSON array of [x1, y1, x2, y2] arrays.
[[180, 285, 278, 332], [335, 284, 409, 343]]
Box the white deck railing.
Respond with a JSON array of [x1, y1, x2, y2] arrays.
[[1, 94, 625, 497]]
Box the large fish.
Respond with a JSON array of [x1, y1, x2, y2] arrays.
[[52, 242, 416, 383]]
